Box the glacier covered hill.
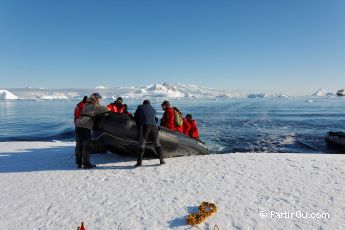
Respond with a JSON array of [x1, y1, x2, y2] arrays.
[[0, 90, 19, 100], [6, 83, 243, 100]]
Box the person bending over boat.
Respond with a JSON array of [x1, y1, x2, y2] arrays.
[[107, 97, 125, 113], [186, 114, 199, 140], [75, 93, 109, 169], [134, 100, 165, 167]]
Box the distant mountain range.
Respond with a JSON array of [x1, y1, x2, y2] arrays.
[[1, 83, 241, 100], [0, 83, 342, 100]]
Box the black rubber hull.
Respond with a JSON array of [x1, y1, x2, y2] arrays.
[[325, 131, 345, 152], [93, 113, 208, 158]]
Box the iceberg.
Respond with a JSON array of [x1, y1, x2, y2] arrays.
[[0, 90, 19, 100], [38, 95, 69, 100], [96, 86, 107, 89], [247, 93, 268, 98]]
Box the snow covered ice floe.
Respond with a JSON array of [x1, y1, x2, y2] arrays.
[[0, 89, 19, 100], [96, 86, 107, 89], [247, 93, 269, 98], [36, 93, 69, 100], [0, 141, 344, 229]]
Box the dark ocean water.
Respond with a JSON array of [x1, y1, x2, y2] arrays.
[[1, 97, 345, 153]]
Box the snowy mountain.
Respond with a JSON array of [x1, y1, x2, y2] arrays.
[[312, 88, 328, 97], [0, 90, 19, 100], [123, 83, 186, 98], [6, 83, 242, 100], [119, 82, 238, 99], [3, 83, 296, 100]]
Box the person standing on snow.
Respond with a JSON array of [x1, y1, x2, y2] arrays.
[[134, 100, 165, 167], [75, 93, 109, 169], [74, 96, 88, 126]]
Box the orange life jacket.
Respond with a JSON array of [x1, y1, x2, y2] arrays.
[[107, 103, 125, 113]]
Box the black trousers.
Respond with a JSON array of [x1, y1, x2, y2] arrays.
[[75, 127, 92, 165], [138, 125, 161, 149], [137, 125, 163, 165]]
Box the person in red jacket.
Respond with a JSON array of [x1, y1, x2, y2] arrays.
[[186, 114, 199, 140], [160, 101, 175, 130], [123, 104, 134, 120], [173, 107, 184, 133], [74, 96, 88, 126], [182, 117, 190, 135], [107, 97, 125, 113]]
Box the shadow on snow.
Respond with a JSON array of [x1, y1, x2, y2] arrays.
[[0, 145, 137, 173]]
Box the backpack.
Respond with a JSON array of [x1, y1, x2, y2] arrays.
[[173, 107, 183, 127]]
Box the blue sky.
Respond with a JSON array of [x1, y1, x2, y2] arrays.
[[0, 0, 344, 95]]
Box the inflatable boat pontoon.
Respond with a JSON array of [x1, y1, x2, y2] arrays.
[[325, 131, 345, 151], [93, 113, 209, 158]]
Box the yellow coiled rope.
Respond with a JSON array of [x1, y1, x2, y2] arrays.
[[186, 201, 217, 226]]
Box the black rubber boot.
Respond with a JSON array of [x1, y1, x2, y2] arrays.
[[75, 140, 83, 167], [82, 141, 95, 169], [135, 148, 144, 167], [83, 164, 96, 169], [156, 147, 165, 165]]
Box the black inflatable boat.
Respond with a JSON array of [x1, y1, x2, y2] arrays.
[[93, 113, 208, 158], [325, 131, 345, 151]]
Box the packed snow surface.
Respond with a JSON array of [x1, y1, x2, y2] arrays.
[[0, 90, 18, 99], [0, 142, 344, 229]]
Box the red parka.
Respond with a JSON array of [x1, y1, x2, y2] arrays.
[[187, 119, 199, 140], [182, 118, 190, 135], [175, 124, 184, 133], [160, 106, 175, 130], [74, 101, 86, 126], [107, 103, 125, 113]]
